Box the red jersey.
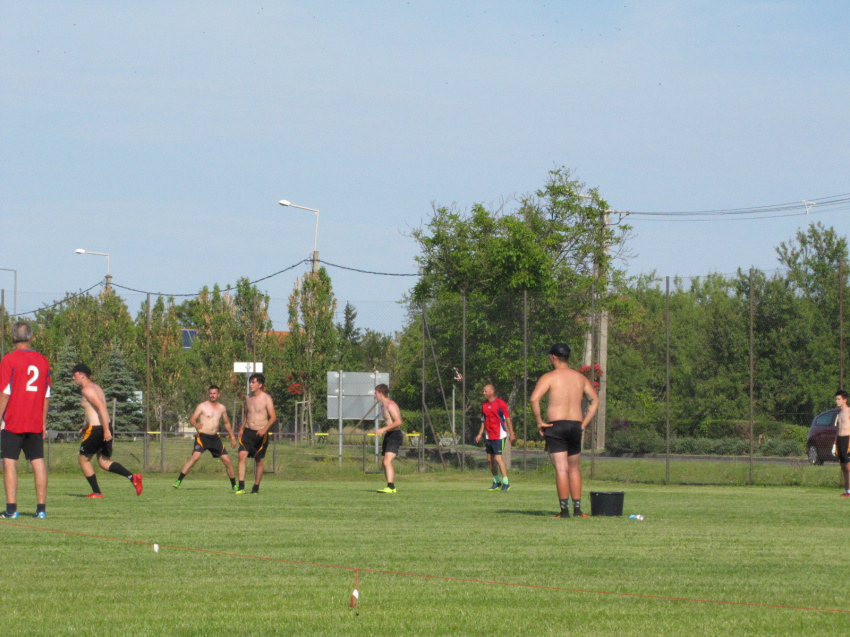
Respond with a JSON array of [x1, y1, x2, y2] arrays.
[[481, 398, 510, 440], [1, 349, 51, 434]]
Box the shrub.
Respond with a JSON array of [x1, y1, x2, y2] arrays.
[[606, 429, 664, 456]]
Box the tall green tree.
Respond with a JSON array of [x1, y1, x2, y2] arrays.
[[48, 341, 83, 431], [282, 268, 339, 421], [101, 348, 145, 432]]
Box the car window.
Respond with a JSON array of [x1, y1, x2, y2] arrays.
[[815, 412, 837, 427]]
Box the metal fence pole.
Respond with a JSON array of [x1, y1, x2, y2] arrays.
[[749, 268, 755, 485], [1, 289, 5, 359], [462, 295, 466, 472], [665, 276, 671, 484], [420, 304, 426, 473], [145, 293, 151, 471], [338, 369, 343, 467], [838, 259, 844, 389], [523, 290, 528, 473], [589, 285, 596, 478]]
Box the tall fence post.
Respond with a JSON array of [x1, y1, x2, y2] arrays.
[[145, 293, 151, 471], [338, 369, 344, 468], [749, 268, 755, 485], [665, 276, 671, 485], [589, 285, 596, 478], [420, 303, 426, 473], [523, 290, 528, 473], [838, 259, 844, 389], [1, 289, 5, 360], [462, 295, 467, 472]]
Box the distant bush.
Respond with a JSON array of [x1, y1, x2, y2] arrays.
[[606, 429, 664, 456]]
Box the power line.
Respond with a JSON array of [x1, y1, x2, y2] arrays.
[[623, 192, 850, 219], [318, 260, 418, 277], [10, 281, 104, 318]]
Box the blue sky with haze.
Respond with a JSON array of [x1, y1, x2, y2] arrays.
[[1, 2, 848, 329]]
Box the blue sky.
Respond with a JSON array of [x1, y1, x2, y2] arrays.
[[1, 2, 848, 330]]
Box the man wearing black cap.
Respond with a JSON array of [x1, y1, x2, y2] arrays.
[[530, 343, 599, 518]]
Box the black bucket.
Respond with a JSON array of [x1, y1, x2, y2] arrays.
[[590, 491, 624, 516]]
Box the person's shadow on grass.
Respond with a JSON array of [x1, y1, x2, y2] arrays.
[[496, 509, 554, 517]]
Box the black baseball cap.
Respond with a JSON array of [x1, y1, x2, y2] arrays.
[[548, 343, 571, 359]]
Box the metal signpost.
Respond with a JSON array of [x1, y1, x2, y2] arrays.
[[327, 371, 389, 466]]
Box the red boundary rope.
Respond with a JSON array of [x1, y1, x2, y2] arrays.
[[3, 521, 847, 615]]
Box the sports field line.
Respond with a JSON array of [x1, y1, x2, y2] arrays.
[[4, 520, 847, 615]]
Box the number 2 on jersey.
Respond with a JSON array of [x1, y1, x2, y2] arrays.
[[26, 365, 40, 392]]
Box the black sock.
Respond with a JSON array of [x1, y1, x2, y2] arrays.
[[86, 474, 101, 494], [388, 482, 395, 489], [107, 462, 133, 479], [6, 503, 16, 514], [36, 504, 46, 514], [230, 477, 236, 487], [251, 484, 260, 493], [178, 472, 187, 482], [238, 481, 245, 490], [573, 498, 582, 512], [559, 498, 570, 511]]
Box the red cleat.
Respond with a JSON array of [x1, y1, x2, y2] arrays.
[[841, 492, 850, 497], [86, 493, 104, 499], [575, 511, 590, 518], [554, 511, 570, 518], [132, 474, 144, 496]]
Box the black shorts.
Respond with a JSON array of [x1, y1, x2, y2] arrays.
[[837, 436, 850, 464], [79, 425, 113, 458], [382, 430, 403, 456], [1, 430, 44, 461], [485, 439, 505, 455], [238, 429, 269, 460], [545, 420, 583, 455], [194, 433, 226, 459]]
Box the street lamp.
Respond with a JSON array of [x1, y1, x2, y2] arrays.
[[278, 200, 320, 273], [0, 268, 16, 316], [75, 249, 112, 291]]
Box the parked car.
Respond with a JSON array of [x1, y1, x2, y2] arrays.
[[806, 408, 839, 465]]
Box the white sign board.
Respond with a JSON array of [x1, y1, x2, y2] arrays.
[[327, 371, 389, 420], [234, 362, 264, 373]]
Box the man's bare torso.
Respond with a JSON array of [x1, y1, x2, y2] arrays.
[[539, 367, 589, 422], [838, 406, 850, 436], [81, 383, 108, 429], [245, 391, 273, 431], [195, 401, 227, 435]]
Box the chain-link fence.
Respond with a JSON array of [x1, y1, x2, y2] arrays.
[[1, 261, 847, 487]]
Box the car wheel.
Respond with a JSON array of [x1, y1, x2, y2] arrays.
[[808, 445, 823, 465]]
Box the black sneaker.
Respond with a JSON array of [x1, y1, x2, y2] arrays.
[[554, 509, 570, 519]]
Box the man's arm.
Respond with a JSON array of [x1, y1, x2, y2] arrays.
[[530, 376, 551, 434], [505, 414, 516, 442], [474, 416, 486, 443], [258, 396, 277, 437], [222, 409, 237, 446], [42, 397, 49, 438], [189, 404, 203, 430], [580, 377, 600, 430], [0, 393, 9, 423], [83, 386, 113, 441]]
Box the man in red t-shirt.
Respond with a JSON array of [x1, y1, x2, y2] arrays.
[[0, 321, 51, 519], [475, 384, 515, 491]]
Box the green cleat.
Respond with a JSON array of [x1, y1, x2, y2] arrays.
[[487, 482, 501, 491], [234, 489, 246, 495], [232, 485, 239, 492], [377, 487, 397, 493], [172, 480, 181, 489]]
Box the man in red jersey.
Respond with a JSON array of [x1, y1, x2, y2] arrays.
[[475, 385, 515, 491], [0, 322, 50, 519]]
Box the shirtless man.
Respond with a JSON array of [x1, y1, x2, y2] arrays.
[[173, 385, 238, 491], [236, 373, 277, 494], [834, 390, 850, 496], [374, 384, 403, 493], [72, 364, 143, 498], [530, 343, 598, 518]]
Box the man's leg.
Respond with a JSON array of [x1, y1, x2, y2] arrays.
[[78, 454, 102, 495], [236, 451, 248, 493], [251, 458, 264, 493], [3, 458, 19, 512], [31, 458, 47, 506], [98, 456, 143, 495], [176, 452, 202, 485], [550, 451, 571, 516], [842, 462, 850, 492], [566, 452, 586, 516], [220, 455, 236, 480], [487, 454, 501, 488], [383, 452, 396, 489], [494, 455, 509, 482]]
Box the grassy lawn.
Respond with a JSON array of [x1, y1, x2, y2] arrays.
[[1, 459, 848, 636]]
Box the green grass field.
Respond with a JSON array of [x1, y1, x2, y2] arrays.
[[1, 461, 849, 636]]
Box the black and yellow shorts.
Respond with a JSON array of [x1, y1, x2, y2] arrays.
[[193, 433, 226, 458], [79, 425, 113, 458], [238, 429, 269, 460]]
